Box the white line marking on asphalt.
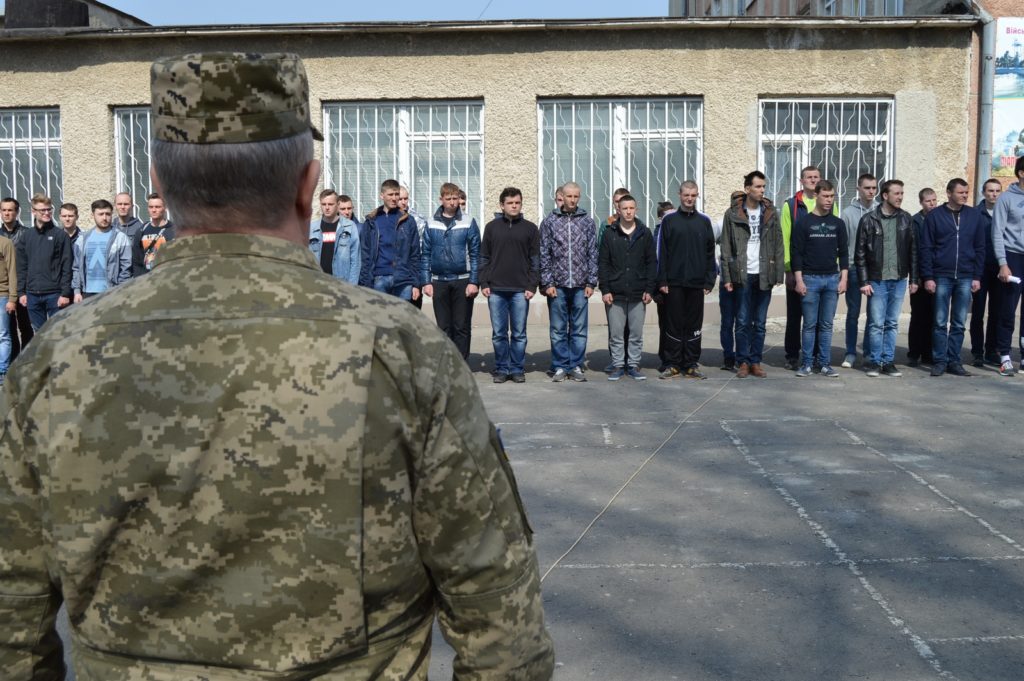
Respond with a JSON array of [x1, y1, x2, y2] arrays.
[[765, 469, 903, 476], [927, 635, 1024, 645], [719, 420, 957, 680], [601, 424, 612, 445], [553, 555, 1024, 571], [833, 422, 1024, 556]]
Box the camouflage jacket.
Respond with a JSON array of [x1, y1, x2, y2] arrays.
[[0, 233, 554, 680]]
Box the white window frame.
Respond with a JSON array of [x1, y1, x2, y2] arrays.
[[113, 106, 154, 218], [0, 108, 63, 212], [758, 98, 894, 210], [537, 98, 703, 229], [322, 101, 485, 223]]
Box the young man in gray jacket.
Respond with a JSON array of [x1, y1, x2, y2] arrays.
[[840, 173, 877, 367], [72, 199, 133, 301], [993, 155, 1024, 375]]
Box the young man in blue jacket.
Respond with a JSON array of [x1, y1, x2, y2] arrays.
[[920, 178, 985, 377], [358, 179, 420, 302], [421, 182, 480, 360], [309, 188, 360, 285]]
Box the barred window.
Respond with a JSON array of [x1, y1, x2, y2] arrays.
[[323, 102, 485, 223], [759, 99, 894, 210], [0, 109, 62, 211], [537, 98, 703, 229], [114, 107, 154, 217]]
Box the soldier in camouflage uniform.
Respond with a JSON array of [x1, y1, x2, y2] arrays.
[[0, 52, 554, 680]]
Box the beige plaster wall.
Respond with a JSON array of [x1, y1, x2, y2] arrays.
[[0, 24, 972, 221]]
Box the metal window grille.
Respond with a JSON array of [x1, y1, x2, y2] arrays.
[[537, 98, 703, 229], [759, 98, 893, 211], [114, 107, 153, 217], [323, 102, 485, 223], [0, 109, 63, 213]]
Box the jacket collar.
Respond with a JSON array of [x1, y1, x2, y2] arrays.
[[156, 233, 320, 272], [433, 206, 463, 222], [611, 218, 647, 236]]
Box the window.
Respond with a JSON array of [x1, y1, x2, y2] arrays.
[[0, 109, 62, 212], [323, 102, 484, 223], [818, 0, 903, 17], [537, 98, 703, 229], [114, 107, 154, 217], [759, 98, 893, 210]]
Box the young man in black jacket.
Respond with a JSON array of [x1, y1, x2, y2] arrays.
[[480, 187, 540, 383], [657, 181, 717, 379], [598, 195, 656, 381], [855, 179, 918, 377], [16, 194, 72, 332]]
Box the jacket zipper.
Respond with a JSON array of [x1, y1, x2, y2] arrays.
[[953, 209, 960, 279], [567, 214, 573, 288]]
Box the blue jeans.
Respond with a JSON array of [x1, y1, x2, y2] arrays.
[[372, 275, 412, 301], [800, 274, 839, 368], [735, 274, 773, 365], [845, 271, 872, 357], [719, 285, 738, 362], [488, 291, 528, 374], [932, 277, 973, 367], [548, 286, 589, 371], [26, 292, 60, 332], [866, 279, 907, 365], [0, 303, 10, 374]]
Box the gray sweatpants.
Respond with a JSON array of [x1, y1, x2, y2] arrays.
[[607, 299, 646, 368]]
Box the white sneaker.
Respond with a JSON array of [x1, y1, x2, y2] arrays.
[[841, 354, 855, 369]]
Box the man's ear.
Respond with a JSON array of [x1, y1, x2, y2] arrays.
[[297, 160, 321, 225]]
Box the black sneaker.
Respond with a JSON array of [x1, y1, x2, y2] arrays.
[[683, 367, 707, 380], [783, 358, 799, 371], [864, 363, 881, 377], [881, 363, 902, 377], [511, 373, 526, 383], [930, 364, 946, 377], [985, 352, 1001, 366], [492, 373, 509, 384], [947, 364, 972, 377], [721, 359, 736, 372], [972, 354, 985, 368], [906, 356, 920, 368]]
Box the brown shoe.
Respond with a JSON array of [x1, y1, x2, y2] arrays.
[[735, 363, 750, 378], [750, 363, 767, 378]]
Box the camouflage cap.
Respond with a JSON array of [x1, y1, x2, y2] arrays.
[[151, 52, 324, 144]]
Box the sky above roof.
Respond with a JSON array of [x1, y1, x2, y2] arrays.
[[100, 0, 669, 24]]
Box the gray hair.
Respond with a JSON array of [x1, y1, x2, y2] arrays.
[[152, 131, 313, 232]]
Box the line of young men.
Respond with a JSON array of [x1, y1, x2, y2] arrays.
[[0, 190, 175, 383]]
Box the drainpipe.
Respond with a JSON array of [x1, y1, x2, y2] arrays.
[[973, 2, 996, 190]]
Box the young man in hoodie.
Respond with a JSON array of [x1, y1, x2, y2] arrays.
[[970, 178, 1003, 367], [0, 197, 32, 357], [720, 170, 784, 378], [16, 194, 72, 331], [908, 188, 938, 366], [855, 180, 918, 377], [422, 182, 480, 361], [359, 179, 421, 303], [599, 194, 656, 381], [113, 192, 144, 241], [840, 173, 877, 368], [540, 181, 598, 382], [657, 181, 716, 379], [72, 199, 133, 302], [792, 181, 848, 377], [308, 188, 359, 285], [993, 156, 1024, 375], [481, 187, 539, 384], [920, 178, 985, 377]]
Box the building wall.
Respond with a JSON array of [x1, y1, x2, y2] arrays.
[[0, 23, 973, 221]]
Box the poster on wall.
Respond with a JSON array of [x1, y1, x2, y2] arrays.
[[993, 17, 1024, 176]]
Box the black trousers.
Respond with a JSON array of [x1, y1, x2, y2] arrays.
[[970, 266, 1001, 357], [432, 279, 474, 359], [8, 302, 34, 362], [664, 287, 704, 370], [656, 297, 668, 366], [908, 286, 935, 361]]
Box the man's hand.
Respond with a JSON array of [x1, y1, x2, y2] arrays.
[[584, 286, 594, 298], [909, 283, 919, 294], [924, 280, 936, 294], [860, 284, 873, 296], [482, 287, 491, 298], [73, 293, 83, 304], [659, 285, 669, 294], [795, 280, 807, 296], [998, 264, 1013, 283], [602, 293, 613, 305], [971, 279, 981, 293], [724, 283, 733, 292], [466, 284, 479, 298], [642, 293, 652, 304], [703, 289, 711, 296], [838, 278, 847, 295], [4, 300, 14, 313], [58, 296, 70, 308], [19, 295, 27, 307], [422, 284, 433, 298], [412, 287, 421, 301], [524, 290, 534, 300], [546, 286, 557, 298]]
